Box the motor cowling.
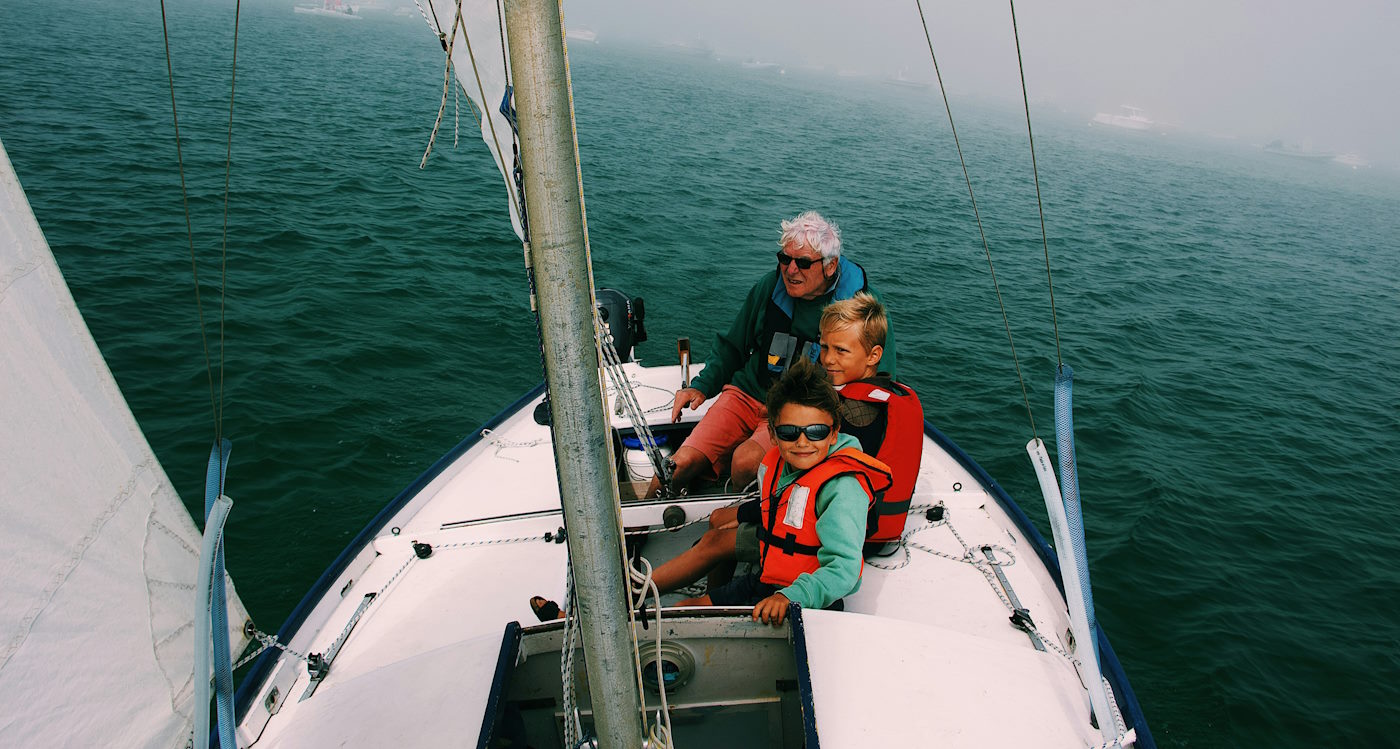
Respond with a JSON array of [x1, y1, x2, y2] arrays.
[[596, 288, 647, 362]]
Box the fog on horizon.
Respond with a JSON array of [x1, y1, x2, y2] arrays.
[[560, 0, 1399, 167]]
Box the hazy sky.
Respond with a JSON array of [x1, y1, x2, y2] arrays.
[[562, 0, 1400, 165]]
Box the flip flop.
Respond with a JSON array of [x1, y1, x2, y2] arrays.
[[530, 596, 562, 622]]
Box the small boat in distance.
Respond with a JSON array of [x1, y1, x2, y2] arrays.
[[1332, 152, 1369, 169], [294, 0, 361, 20], [885, 68, 931, 89], [1262, 139, 1333, 161], [1091, 105, 1154, 131], [741, 59, 783, 73], [564, 27, 597, 43]]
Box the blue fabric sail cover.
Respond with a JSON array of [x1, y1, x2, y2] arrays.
[[1053, 366, 1100, 665], [204, 439, 235, 748]]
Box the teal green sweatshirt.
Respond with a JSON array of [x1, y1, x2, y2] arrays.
[[689, 265, 897, 402], [767, 433, 871, 610]]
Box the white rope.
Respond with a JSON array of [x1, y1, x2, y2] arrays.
[[412, 0, 437, 34], [233, 553, 418, 672], [232, 629, 310, 670], [627, 557, 673, 749], [559, 563, 582, 747], [420, 1, 464, 168], [480, 427, 546, 462]]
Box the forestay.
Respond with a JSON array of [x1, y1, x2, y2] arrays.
[[0, 139, 250, 747]]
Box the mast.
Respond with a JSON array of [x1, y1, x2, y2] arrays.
[[502, 1, 647, 746]]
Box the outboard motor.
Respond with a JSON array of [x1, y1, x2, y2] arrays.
[[595, 288, 647, 362]]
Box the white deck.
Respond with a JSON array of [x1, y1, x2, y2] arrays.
[[237, 362, 1113, 748]]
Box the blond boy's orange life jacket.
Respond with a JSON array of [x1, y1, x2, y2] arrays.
[[755, 446, 894, 587], [837, 380, 924, 543]]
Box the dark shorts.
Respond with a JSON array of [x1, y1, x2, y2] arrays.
[[734, 521, 760, 564], [707, 572, 778, 607], [707, 571, 845, 611]]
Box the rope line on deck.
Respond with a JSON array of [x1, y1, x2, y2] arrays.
[[480, 427, 547, 461]]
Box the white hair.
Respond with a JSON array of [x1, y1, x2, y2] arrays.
[[779, 210, 842, 262]]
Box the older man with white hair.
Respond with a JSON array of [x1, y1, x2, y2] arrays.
[[658, 210, 898, 495]]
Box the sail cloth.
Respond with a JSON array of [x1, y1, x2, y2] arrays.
[[422, 0, 527, 240], [0, 139, 250, 747]]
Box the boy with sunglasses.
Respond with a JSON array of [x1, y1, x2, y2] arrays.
[[654, 211, 898, 498], [676, 361, 891, 625]]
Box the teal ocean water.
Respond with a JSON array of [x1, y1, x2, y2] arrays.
[[4, 1, 1399, 745]]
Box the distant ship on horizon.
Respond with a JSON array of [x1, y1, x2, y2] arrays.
[[1332, 152, 1370, 169], [884, 68, 930, 89], [294, 0, 361, 19], [565, 27, 597, 43], [1262, 139, 1333, 161], [1090, 105, 1154, 131]]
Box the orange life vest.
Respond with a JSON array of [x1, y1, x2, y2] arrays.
[[755, 446, 894, 587], [838, 380, 924, 544]]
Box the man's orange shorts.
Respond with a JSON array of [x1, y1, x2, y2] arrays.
[[680, 385, 775, 479]]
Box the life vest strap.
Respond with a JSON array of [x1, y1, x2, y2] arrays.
[[755, 525, 821, 556], [876, 498, 912, 515]]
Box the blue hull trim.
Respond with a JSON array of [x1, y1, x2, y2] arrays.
[[786, 604, 820, 748], [922, 420, 1155, 748], [233, 383, 547, 722]]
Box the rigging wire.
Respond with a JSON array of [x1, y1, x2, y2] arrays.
[[215, 0, 243, 462], [1007, 0, 1064, 370], [159, 1, 220, 447], [913, 0, 1039, 439]]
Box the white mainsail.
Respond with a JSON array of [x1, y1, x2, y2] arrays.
[[0, 139, 250, 746]]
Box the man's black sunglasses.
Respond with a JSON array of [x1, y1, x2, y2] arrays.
[[776, 252, 820, 270], [773, 423, 834, 442]]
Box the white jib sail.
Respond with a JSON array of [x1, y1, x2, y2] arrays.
[[421, 0, 528, 239], [0, 138, 250, 747]]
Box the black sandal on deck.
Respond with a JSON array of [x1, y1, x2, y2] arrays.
[[530, 596, 562, 622]]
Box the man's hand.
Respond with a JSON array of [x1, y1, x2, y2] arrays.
[[670, 388, 706, 423], [751, 593, 791, 626]]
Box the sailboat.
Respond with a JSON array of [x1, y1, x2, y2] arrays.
[[1090, 105, 1154, 132], [0, 0, 1153, 746], [294, 0, 362, 20]]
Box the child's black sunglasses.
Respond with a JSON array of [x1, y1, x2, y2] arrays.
[[773, 423, 833, 442]]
